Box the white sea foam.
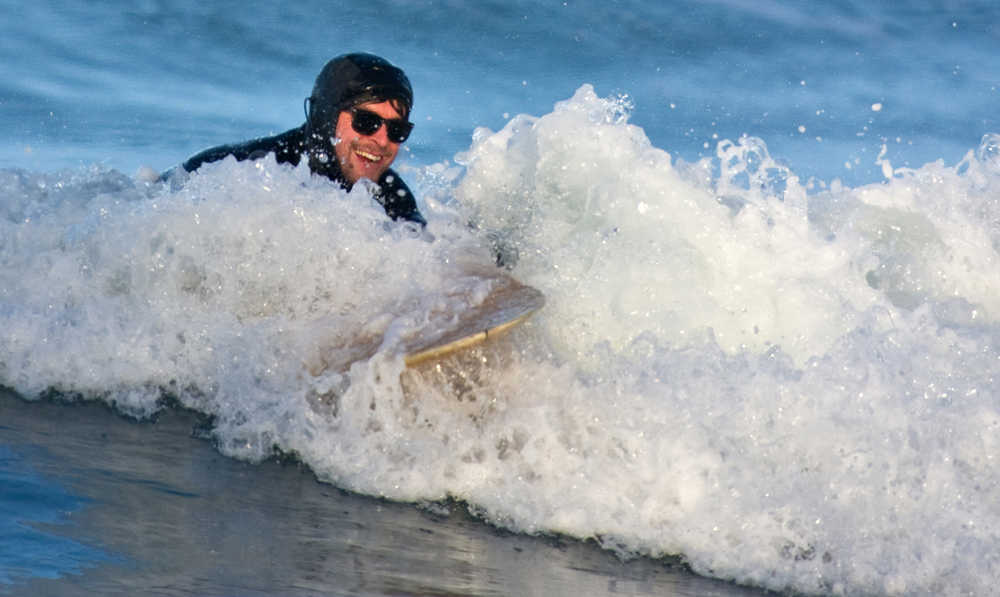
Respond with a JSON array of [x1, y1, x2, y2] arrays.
[[3, 87, 1000, 596]]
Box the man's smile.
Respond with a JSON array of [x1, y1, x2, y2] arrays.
[[355, 148, 383, 163]]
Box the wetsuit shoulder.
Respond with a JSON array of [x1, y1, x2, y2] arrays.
[[182, 127, 308, 172], [377, 169, 426, 226]]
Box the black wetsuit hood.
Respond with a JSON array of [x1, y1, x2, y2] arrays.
[[304, 53, 413, 172], [308, 53, 413, 122]]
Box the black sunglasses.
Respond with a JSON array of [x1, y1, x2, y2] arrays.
[[350, 109, 414, 144]]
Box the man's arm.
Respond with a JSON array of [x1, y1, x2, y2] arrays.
[[378, 169, 426, 226], [180, 128, 308, 173]]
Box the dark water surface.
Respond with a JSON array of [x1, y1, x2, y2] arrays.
[[0, 389, 767, 596]]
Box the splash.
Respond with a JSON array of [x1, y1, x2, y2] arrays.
[[3, 87, 1000, 596], [457, 84, 889, 367]]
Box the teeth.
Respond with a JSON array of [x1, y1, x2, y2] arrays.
[[356, 150, 380, 162]]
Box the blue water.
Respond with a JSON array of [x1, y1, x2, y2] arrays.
[[0, 445, 109, 587], [4, 1, 996, 185], [3, 2, 1000, 595]]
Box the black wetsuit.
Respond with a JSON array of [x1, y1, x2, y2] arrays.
[[181, 125, 426, 226]]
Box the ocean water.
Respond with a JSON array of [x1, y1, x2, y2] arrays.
[[2, 1, 999, 595]]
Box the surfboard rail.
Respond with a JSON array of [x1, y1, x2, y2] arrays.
[[401, 276, 544, 367]]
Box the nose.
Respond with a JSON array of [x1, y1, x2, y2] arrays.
[[368, 123, 391, 146]]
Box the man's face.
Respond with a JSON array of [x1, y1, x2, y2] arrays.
[[333, 100, 404, 185]]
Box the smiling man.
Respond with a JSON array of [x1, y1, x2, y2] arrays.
[[178, 53, 425, 225]]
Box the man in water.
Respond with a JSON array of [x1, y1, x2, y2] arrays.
[[175, 52, 425, 226]]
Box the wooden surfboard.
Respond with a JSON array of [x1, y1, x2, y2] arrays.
[[306, 274, 544, 376], [401, 276, 544, 367]]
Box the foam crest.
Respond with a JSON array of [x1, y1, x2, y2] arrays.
[[455, 85, 890, 366], [811, 133, 1000, 321]]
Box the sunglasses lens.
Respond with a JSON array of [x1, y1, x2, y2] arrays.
[[350, 110, 413, 143], [386, 121, 413, 143], [351, 110, 382, 136]]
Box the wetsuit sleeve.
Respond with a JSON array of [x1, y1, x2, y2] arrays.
[[180, 128, 307, 172], [377, 169, 426, 226], [182, 142, 254, 172]]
